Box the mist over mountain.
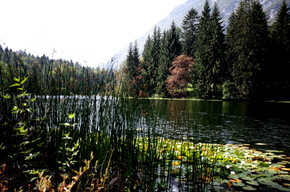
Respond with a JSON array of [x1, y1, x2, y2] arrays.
[[113, 0, 288, 68]]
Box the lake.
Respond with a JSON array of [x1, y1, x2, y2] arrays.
[[131, 99, 290, 155], [34, 97, 290, 155]]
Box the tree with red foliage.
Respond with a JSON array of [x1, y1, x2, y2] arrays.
[[166, 55, 193, 98]]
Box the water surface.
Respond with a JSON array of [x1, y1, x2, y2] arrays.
[[134, 99, 290, 154]]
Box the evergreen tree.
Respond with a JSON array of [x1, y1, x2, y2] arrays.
[[156, 31, 170, 95], [268, 0, 290, 99], [156, 22, 182, 96], [126, 41, 140, 96], [142, 35, 152, 67], [167, 21, 182, 62], [140, 35, 152, 96], [126, 42, 134, 80], [209, 2, 225, 97], [192, 0, 213, 98], [148, 26, 161, 96], [181, 8, 199, 57], [226, 0, 269, 99], [133, 41, 140, 72]]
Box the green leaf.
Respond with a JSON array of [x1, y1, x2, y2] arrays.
[[11, 106, 18, 113], [2, 122, 8, 126], [21, 76, 29, 85], [61, 123, 71, 127], [17, 126, 28, 135], [13, 77, 20, 82], [20, 141, 30, 146], [10, 83, 20, 87], [68, 113, 75, 119], [3, 94, 11, 99], [27, 169, 39, 175]]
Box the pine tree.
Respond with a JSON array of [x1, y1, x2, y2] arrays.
[[269, 0, 290, 96], [181, 8, 199, 57], [148, 26, 161, 96], [133, 41, 140, 72], [192, 0, 213, 98], [156, 31, 170, 96], [126, 42, 134, 80], [126, 41, 140, 96], [167, 21, 182, 62], [226, 0, 269, 99], [209, 2, 225, 97], [140, 35, 152, 96], [156, 22, 182, 96], [142, 35, 152, 67]]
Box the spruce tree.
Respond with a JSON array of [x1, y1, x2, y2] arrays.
[[209, 2, 225, 97], [157, 22, 182, 96], [133, 41, 140, 72], [156, 31, 170, 96], [269, 0, 290, 97], [192, 0, 213, 98], [167, 21, 182, 62], [126, 42, 134, 80], [142, 35, 152, 67], [181, 8, 199, 57], [148, 26, 161, 96], [140, 35, 152, 96], [126, 41, 140, 96], [226, 0, 268, 99]]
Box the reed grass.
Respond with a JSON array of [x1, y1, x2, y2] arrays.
[[0, 50, 220, 191]]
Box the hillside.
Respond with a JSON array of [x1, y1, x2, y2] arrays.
[[113, 0, 289, 68]]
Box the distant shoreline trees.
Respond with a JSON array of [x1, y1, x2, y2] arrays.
[[0, 46, 115, 96], [124, 0, 290, 100]]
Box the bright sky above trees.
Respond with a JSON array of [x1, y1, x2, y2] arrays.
[[0, 0, 186, 67]]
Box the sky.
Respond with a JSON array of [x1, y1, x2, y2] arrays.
[[1, 0, 186, 68]]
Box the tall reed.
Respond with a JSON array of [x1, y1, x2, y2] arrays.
[[0, 48, 219, 191]]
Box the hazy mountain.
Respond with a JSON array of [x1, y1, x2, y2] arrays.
[[113, 0, 289, 69]]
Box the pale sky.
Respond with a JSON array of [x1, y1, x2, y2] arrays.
[[1, 0, 186, 67]]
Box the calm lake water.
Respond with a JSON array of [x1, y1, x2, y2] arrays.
[[36, 97, 290, 155], [133, 99, 290, 155]]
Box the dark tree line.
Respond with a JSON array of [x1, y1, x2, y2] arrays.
[[0, 46, 115, 96], [124, 0, 290, 100]]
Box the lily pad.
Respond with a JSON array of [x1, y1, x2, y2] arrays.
[[278, 171, 289, 175], [243, 176, 255, 181], [272, 184, 290, 192], [232, 182, 245, 187], [243, 185, 257, 191], [273, 174, 290, 181], [258, 178, 277, 186], [246, 180, 259, 186]]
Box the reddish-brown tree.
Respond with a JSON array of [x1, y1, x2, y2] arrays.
[[166, 55, 193, 98]]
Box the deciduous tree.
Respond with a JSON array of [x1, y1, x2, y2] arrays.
[[166, 55, 193, 98]]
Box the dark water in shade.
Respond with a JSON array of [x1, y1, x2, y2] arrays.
[[132, 99, 290, 155]]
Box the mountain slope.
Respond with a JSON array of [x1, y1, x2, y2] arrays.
[[113, 0, 289, 68]]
